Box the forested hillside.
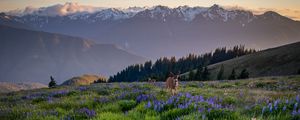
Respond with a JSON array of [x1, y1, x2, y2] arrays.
[[110, 46, 255, 82]]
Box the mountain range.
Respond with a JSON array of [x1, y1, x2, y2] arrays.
[[0, 25, 145, 84], [1, 3, 300, 58]]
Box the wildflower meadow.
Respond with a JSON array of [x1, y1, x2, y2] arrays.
[[0, 76, 300, 120]]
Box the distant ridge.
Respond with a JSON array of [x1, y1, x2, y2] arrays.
[[0, 82, 46, 93], [0, 25, 146, 84]]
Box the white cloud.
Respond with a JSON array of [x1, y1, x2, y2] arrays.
[[7, 2, 105, 16], [223, 5, 300, 20]]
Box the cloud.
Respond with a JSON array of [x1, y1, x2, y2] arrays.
[[223, 5, 300, 20], [255, 7, 300, 20], [7, 2, 105, 16]]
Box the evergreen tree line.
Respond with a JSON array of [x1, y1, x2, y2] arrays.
[[187, 65, 249, 81], [109, 45, 256, 82]]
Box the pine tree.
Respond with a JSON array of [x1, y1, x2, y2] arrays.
[[217, 65, 224, 80], [188, 71, 195, 81], [239, 69, 249, 79], [228, 68, 236, 80], [202, 67, 210, 80], [48, 76, 57, 88], [195, 66, 203, 80]]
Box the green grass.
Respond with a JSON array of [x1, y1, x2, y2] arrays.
[[0, 75, 300, 120]]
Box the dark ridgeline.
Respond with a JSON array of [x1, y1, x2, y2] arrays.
[[109, 45, 256, 82]]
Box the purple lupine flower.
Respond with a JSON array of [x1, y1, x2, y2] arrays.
[[47, 96, 53, 103], [239, 91, 244, 97], [154, 104, 158, 111], [146, 101, 151, 108], [198, 108, 204, 113], [78, 86, 87, 91], [78, 108, 96, 118], [266, 99, 270, 104], [269, 103, 273, 112], [50, 90, 70, 97], [94, 97, 110, 103], [294, 103, 298, 110], [262, 106, 266, 114], [136, 94, 155, 103], [274, 100, 279, 110], [185, 92, 192, 98], [167, 98, 173, 105], [292, 110, 297, 116], [283, 106, 287, 111], [207, 108, 212, 112], [199, 96, 204, 102]]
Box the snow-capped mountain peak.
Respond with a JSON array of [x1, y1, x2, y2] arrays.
[[2, 3, 290, 26], [176, 6, 207, 21], [93, 8, 128, 20], [149, 5, 172, 17]]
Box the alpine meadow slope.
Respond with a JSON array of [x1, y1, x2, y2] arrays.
[[197, 41, 300, 79]]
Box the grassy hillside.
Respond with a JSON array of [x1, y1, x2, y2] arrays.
[[0, 82, 46, 93], [61, 74, 107, 86], [1, 76, 300, 119], [183, 42, 300, 80]]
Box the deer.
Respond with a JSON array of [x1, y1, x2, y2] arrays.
[[166, 73, 179, 95]]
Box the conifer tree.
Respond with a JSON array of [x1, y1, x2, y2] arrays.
[[188, 71, 195, 81], [202, 66, 210, 80], [48, 76, 57, 88], [217, 65, 224, 80], [195, 66, 203, 80], [228, 68, 236, 80], [239, 69, 249, 79]]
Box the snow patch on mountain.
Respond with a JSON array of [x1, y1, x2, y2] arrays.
[[176, 6, 207, 21]]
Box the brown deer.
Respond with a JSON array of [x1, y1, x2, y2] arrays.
[[166, 73, 179, 95]]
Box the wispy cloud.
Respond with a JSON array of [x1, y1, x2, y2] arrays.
[[7, 2, 105, 16], [224, 5, 300, 20]]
